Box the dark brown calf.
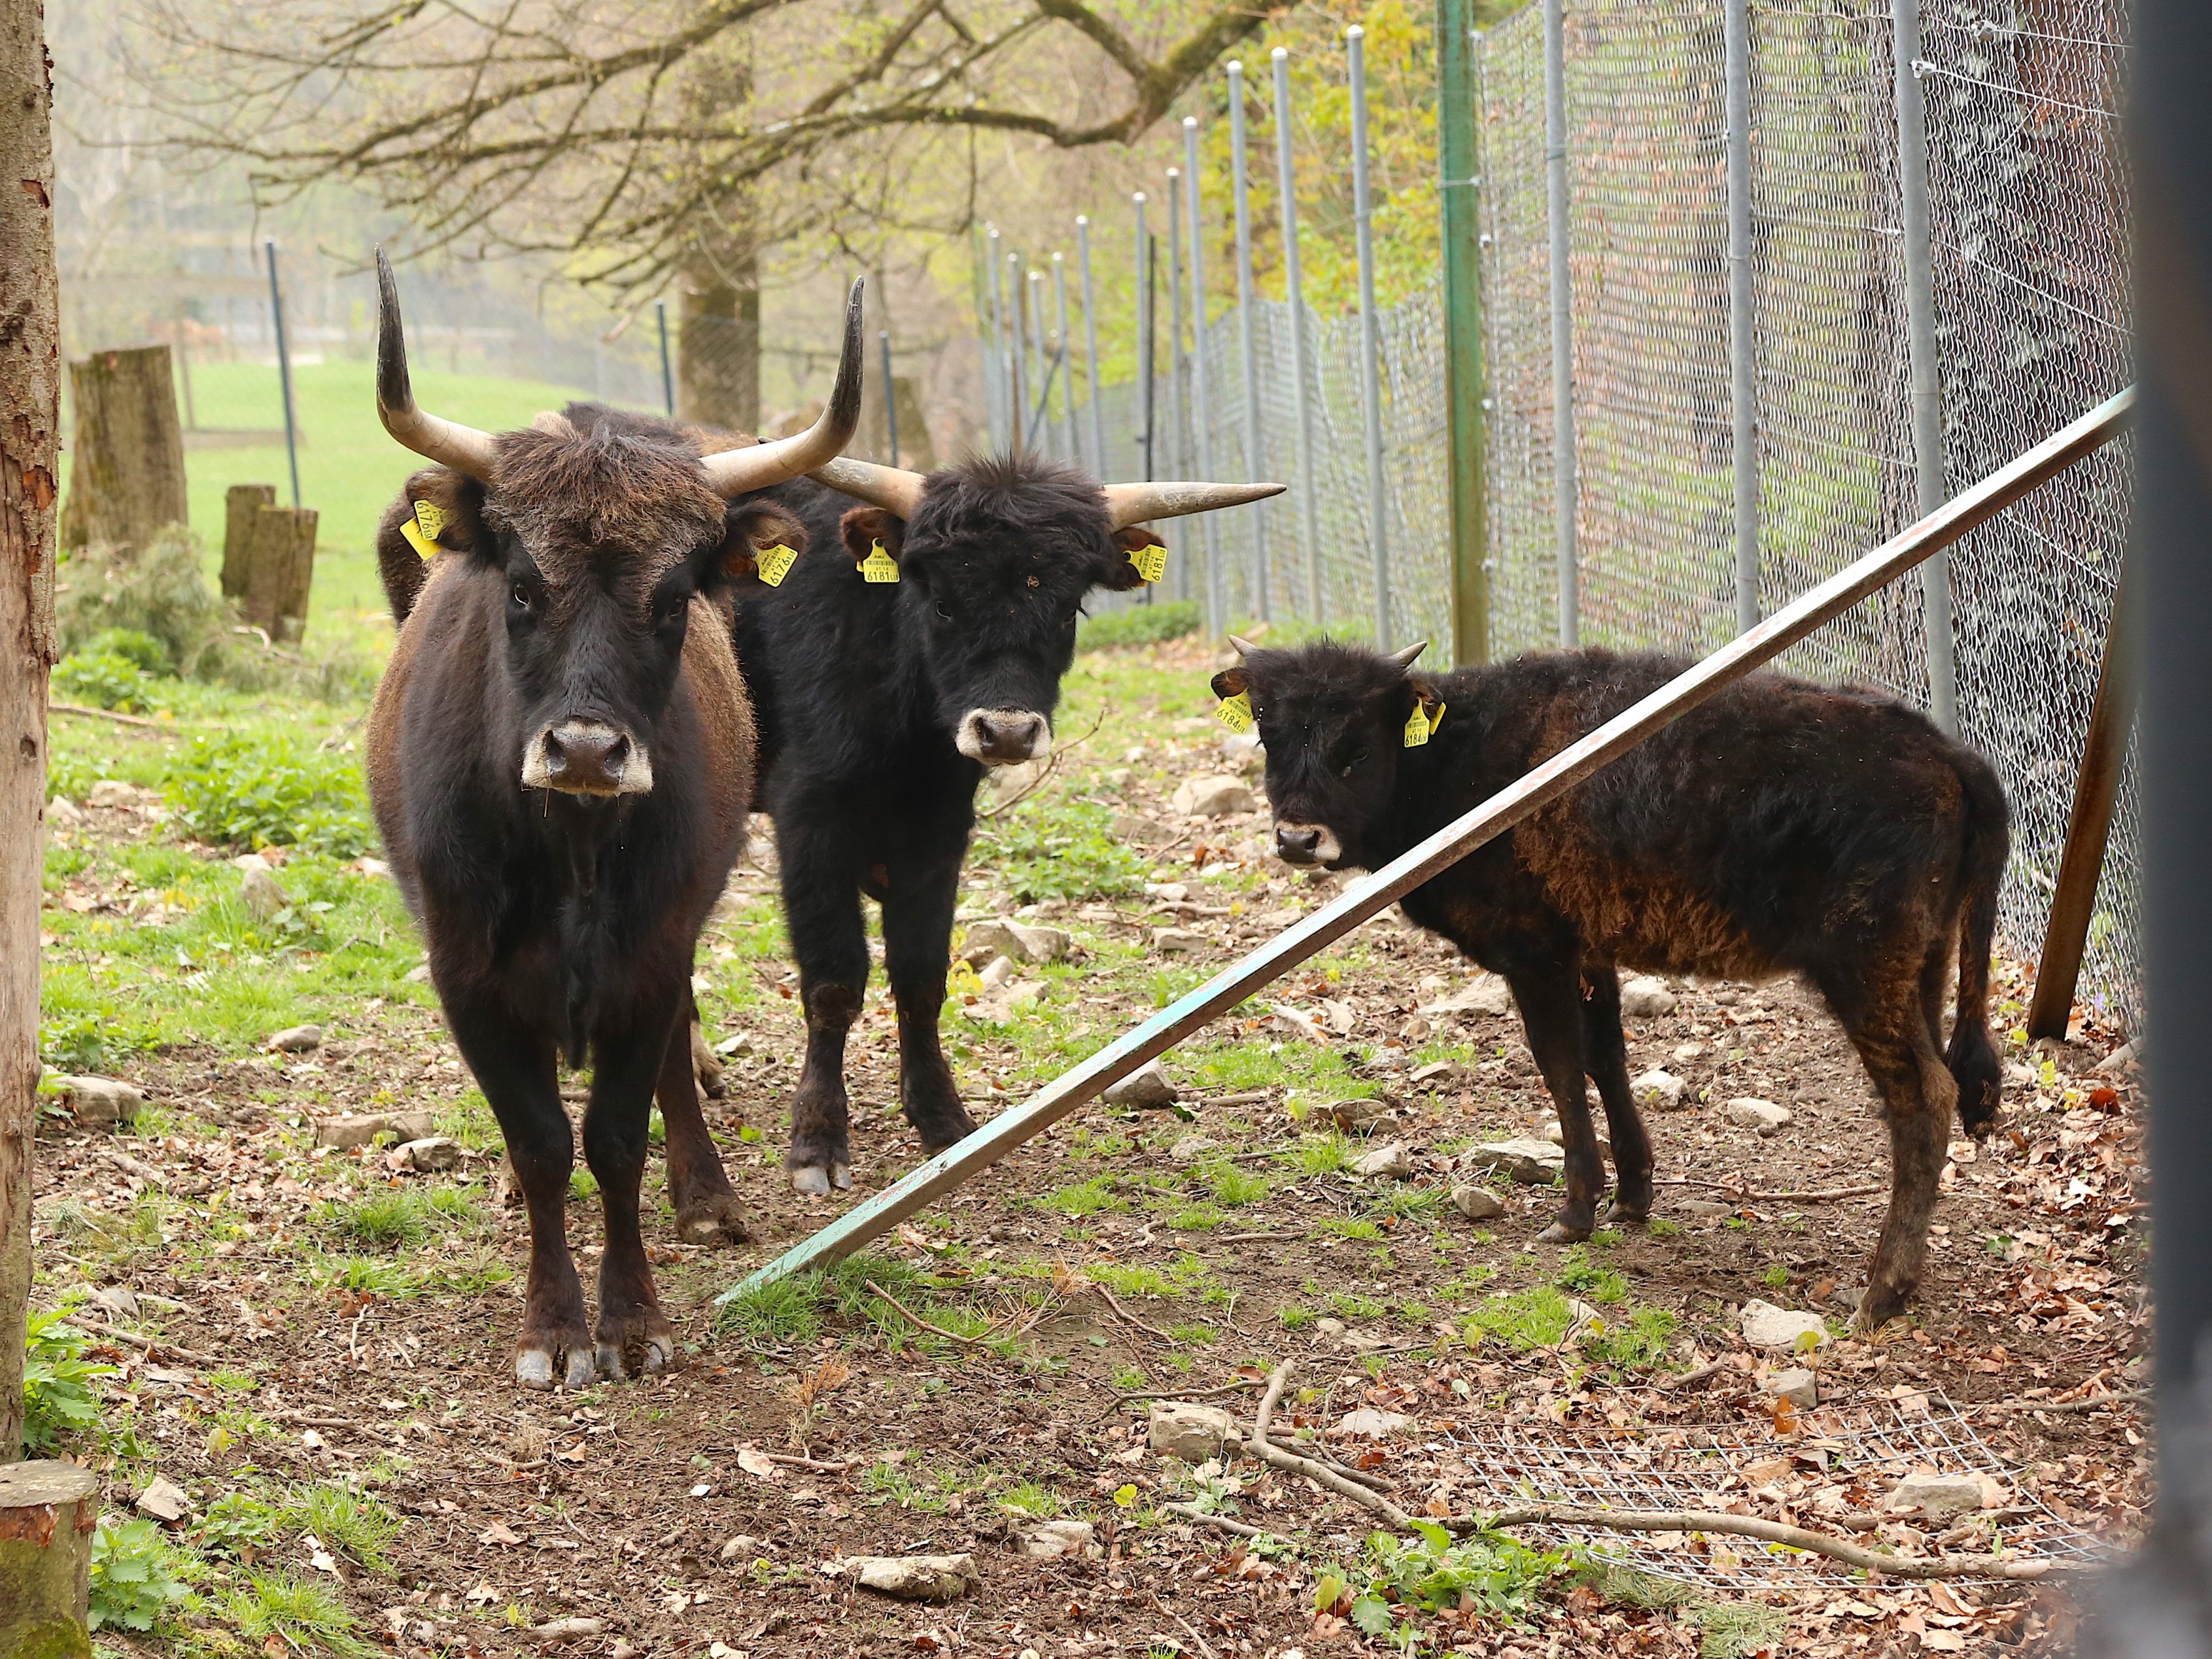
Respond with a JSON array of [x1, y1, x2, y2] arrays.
[[1217, 639, 2010, 1329]]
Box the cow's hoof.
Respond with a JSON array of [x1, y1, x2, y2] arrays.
[[790, 1162, 852, 1196], [674, 1191, 753, 1246], [1852, 1286, 1911, 1333], [1602, 1202, 1650, 1226], [514, 1341, 596, 1392], [595, 1331, 676, 1380], [1536, 1220, 1592, 1245]]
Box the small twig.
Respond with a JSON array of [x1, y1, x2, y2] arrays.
[[1228, 1360, 1419, 1530], [1967, 1387, 2147, 1416], [758, 1452, 856, 1472], [1656, 1360, 1731, 1392], [72, 1324, 218, 1367], [1656, 1176, 1884, 1205], [271, 1412, 357, 1431], [865, 1280, 988, 1346], [1215, 1231, 1287, 1244], [1162, 1502, 1288, 1545], [1200, 1092, 1272, 1109], [1109, 1378, 1264, 1409], [49, 700, 169, 730], [1155, 1599, 1219, 1659], [1094, 1283, 1177, 1343], [977, 704, 1109, 820]]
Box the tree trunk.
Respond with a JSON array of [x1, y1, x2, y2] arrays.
[[0, 1462, 97, 1654], [678, 239, 761, 436], [57, 345, 186, 555], [0, 0, 61, 1465], [220, 484, 319, 642]]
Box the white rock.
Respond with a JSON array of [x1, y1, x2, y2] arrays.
[[1722, 1097, 1792, 1136], [963, 919, 1067, 964], [529, 1616, 608, 1643], [1145, 882, 1190, 902], [239, 861, 288, 923], [1619, 976, 1678, 1018], [1351, 1142, 1413, 1180], [1765, 1367, 1819, 1409], [1113, 813, 1176, 844], [135, 1475, 190, 1523], [977, 954, 1017, 991], [390, 1136, 462, 1173], [1168, 1135, 1219, 1164], [404, 963, 433, 983], [1103, 1061, 1178, 1109], [1323, 1097, 1392, 1132], [1633, 1069, 1688, 1110], [1420, 976, 1514, 1019], [1884, 1473, 1985, 1521], [315, 1110, 437, 1150], [1464, 1138, 1565, 1185], [1333, 1409, 1412, 1440], [1148, 1401, 1240, 1463], [53, 1074, 145, 1127], [1171, 775, 1257, 818], [89, 1284, 139, 1320], [1410, 1060, 1465, 1089], [88, 779, 139, 810], [1541, 1120, 1614, 1161], [47, 795, 83, 826], [1153, 927, 1205, 953], [1738, 1299, 1829, 1351], [1670, 1042, 1708, 1065], [266, 1023, 323, 1054], [1007, 922, 1072, 963], [847, 1553, 978, 1602], [2002, 1061, 2037, 1087], [1450, 1184, 1506, 1220], [2094, 1040, 2137, 1075], [1016, 1520, 1097, 1560]]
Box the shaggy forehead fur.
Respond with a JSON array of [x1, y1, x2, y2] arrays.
[[487, 417, 728, 589], [909, 453, 1115, 562], [1247, 640, 1408, 721]]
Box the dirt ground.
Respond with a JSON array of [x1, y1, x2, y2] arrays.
[[34, 640, 2149, 1658]]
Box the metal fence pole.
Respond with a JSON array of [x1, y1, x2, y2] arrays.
[[1027, 270, 1052, 454], [1725, 0, 1759, 634], [1893, 0, 1955, 732], [1076, 216, 1107, 476], [1133, 194, 1151, 480], [987, 228, 1009, 451], [264, 239, 302, 509], [880, 328, 899, 467], [1052, 252, 1077, 463], [1542, 0, 1579, 647], [1228, 59, 1271, 623], [1007, 250, 1029, 451], [1273, 47, 1325, 627], [655, 300, 676, 417], [1167, 167, 1193, 602], [1348, 26, 1392, 650], [1439, 2, 1490, 667], [1184, 116, 1225, 637]]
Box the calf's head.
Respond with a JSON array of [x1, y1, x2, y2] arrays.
[[1211, 638, 1440, 870], [814, 456, 1283, 766], [373, 250, 865, 798]]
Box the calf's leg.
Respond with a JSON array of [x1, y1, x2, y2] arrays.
[[443, 990, 592, 1390], [880, 838, 978, 1155], [584, 991, 683, 1378], [1503, 958, 1608, 1242], [656, 997, 752, 1244], [776, 810, 868, 1193], [1580, 966, 1655, 1223]]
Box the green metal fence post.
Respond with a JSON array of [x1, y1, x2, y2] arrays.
[[1439, 0, 1491, 666]]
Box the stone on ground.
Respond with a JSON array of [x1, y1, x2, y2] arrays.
[[236, 854, 288, 922], [1168, 1135, 1218, 1164], [1351, 1142, 1413, 1180], [1464, 1138, 1565, 1185], [1633, 1069, 1687, 1110], [1738, 1299, 1829, 1350], [1152, 927, 1204, 953], [1333, 1409, 1412, 1439], [1450, 1183, 1507, 1220], [1722, 1096, 1791, 1135], [1148, 1402, 1240, 1463], [1102, 1060, 1178, 1108], [1764, 1367, 1819, 1409], [1542, 1120, 1614, 1161], [963, 919, 1070, 964], [135, 1475, 190, 1522], [1171, 775, 1256, 818], [1884, 1473, 1985, 1520], [390, 1137, 462, 1172], [1016, 1520, 1097, 1560], [314, 1110, 437, 1150], [266, 1023, 323, 1054], [1619, 975, 1678, 1018], [52, 1074, 145, 1127], [88, 778, 139, 809], [47, 795, 83, 825], [847, 1553, 979, 1601], [1420, 975, 1513, 1018]]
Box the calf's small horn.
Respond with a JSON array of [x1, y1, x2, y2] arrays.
[[699, 277, 871, 500], [1387, 641, 1428, 671], [1227, 634, 1261, 659], [810, 455, 928, 520], [1101, 480, 1285, 530], [375, 247, 499, 482]]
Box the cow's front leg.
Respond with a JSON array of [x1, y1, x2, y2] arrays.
[[656, 991, 752, 1244], [1502, 957, 1606, 1244], [777, 811, 867, 1193], [584, 992, 681, 1378], [881, 842, 977, 1155], [443, 990, 592, 1390]]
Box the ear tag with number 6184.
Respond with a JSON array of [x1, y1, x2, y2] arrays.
[[1215, 691, 1256, 734], [1403, 702, 1446, 747]]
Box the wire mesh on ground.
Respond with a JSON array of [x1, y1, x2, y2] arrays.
[[1035, 0, 2136, 1029], [1445, 1395, 2110, 1588]]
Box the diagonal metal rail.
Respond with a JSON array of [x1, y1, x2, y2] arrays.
[[723, 388, 2135, 1300]]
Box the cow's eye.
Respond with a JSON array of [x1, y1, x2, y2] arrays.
[[510, 583, 532, 611], [933, 598, 953, 621], [1339, 749, 1368, 778]]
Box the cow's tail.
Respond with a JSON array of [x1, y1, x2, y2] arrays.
[[1945, 748, 2011, 1136]]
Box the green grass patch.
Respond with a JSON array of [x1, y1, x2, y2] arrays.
[[1077, 599, 1201, 650]]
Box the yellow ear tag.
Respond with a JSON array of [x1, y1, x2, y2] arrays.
[[1126, 541, 1169, 585], [413, 500, 448, 539], [1215, 691, 1256, 734], [860, 539, 901, 583], [1404, 701, 1445, 747], [399, 519, 436, 559], [755, 543, 798, 587]]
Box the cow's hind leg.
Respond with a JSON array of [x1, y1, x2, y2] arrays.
[[1581, 966, 1655, 1223], [443, 991, 592, 1390], [1502, 955, 1607, 1244], [777, 808, 867, 1193], [881, 832, 977, 1155], [657, 997, 751, 1245], [583, 993, 682, 1378]]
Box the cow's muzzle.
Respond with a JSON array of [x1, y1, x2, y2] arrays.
[[956, 708, 1050, 767], [1273, 821, 1343, 866], [522, 719, 654, 797]]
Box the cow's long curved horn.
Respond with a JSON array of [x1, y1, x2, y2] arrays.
[[808, 456, 928, 520], [1101, 480, 1285, 530], [375, 247, 498, 481], [699, 277, 869, 500]]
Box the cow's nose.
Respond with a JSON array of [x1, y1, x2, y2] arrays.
[[1275, 825, 1322, 864], [959, 709, 1050, 766], [540, 722, 632, 794]]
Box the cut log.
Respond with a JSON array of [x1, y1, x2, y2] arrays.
[[220, 484, 319, 641], [58, 345, 187, 555], [0, 1461, 99, 1658]]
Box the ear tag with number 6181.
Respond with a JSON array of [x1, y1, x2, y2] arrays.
[[861, 540, 901, 583], [1126, 542, 1169, 584]]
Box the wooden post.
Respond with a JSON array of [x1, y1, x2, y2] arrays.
[[0, 1462, 99, 1655], [1438, 0, 1491, 666], [2028, 552, 2139, 1041], [56, 345, 186, 555], [220, 484, 319, 642], [1, 0, 61, 1462]]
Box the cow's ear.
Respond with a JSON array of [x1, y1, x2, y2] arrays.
[[716, 500, 809, 584], [1210, 664, 1249, 701], [838, 507, 906, 569], [1402, 674, 1447, 744], [375, 468, 487, 625], [1100, 526, 1166, 592]]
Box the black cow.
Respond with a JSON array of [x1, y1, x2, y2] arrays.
[[728, 454, 1280, 1193], [1215, 638, 2010, 1329], [364, 250, 866, 1388]]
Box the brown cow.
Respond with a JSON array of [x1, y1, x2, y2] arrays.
[[365, 249, 865, 1388]]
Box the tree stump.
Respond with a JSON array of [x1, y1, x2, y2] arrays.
[[58, 345, 186, 555], [220, 483, 319, 642], [0, 1461, 99, 1658]]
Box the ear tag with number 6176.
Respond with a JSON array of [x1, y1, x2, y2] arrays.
[[400, 498, 447, 559], [861, 540, 901, 583], [1126, 541, 1168, 584], [755, 544, 798, 587], [1215, 691, 1256, 734]]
